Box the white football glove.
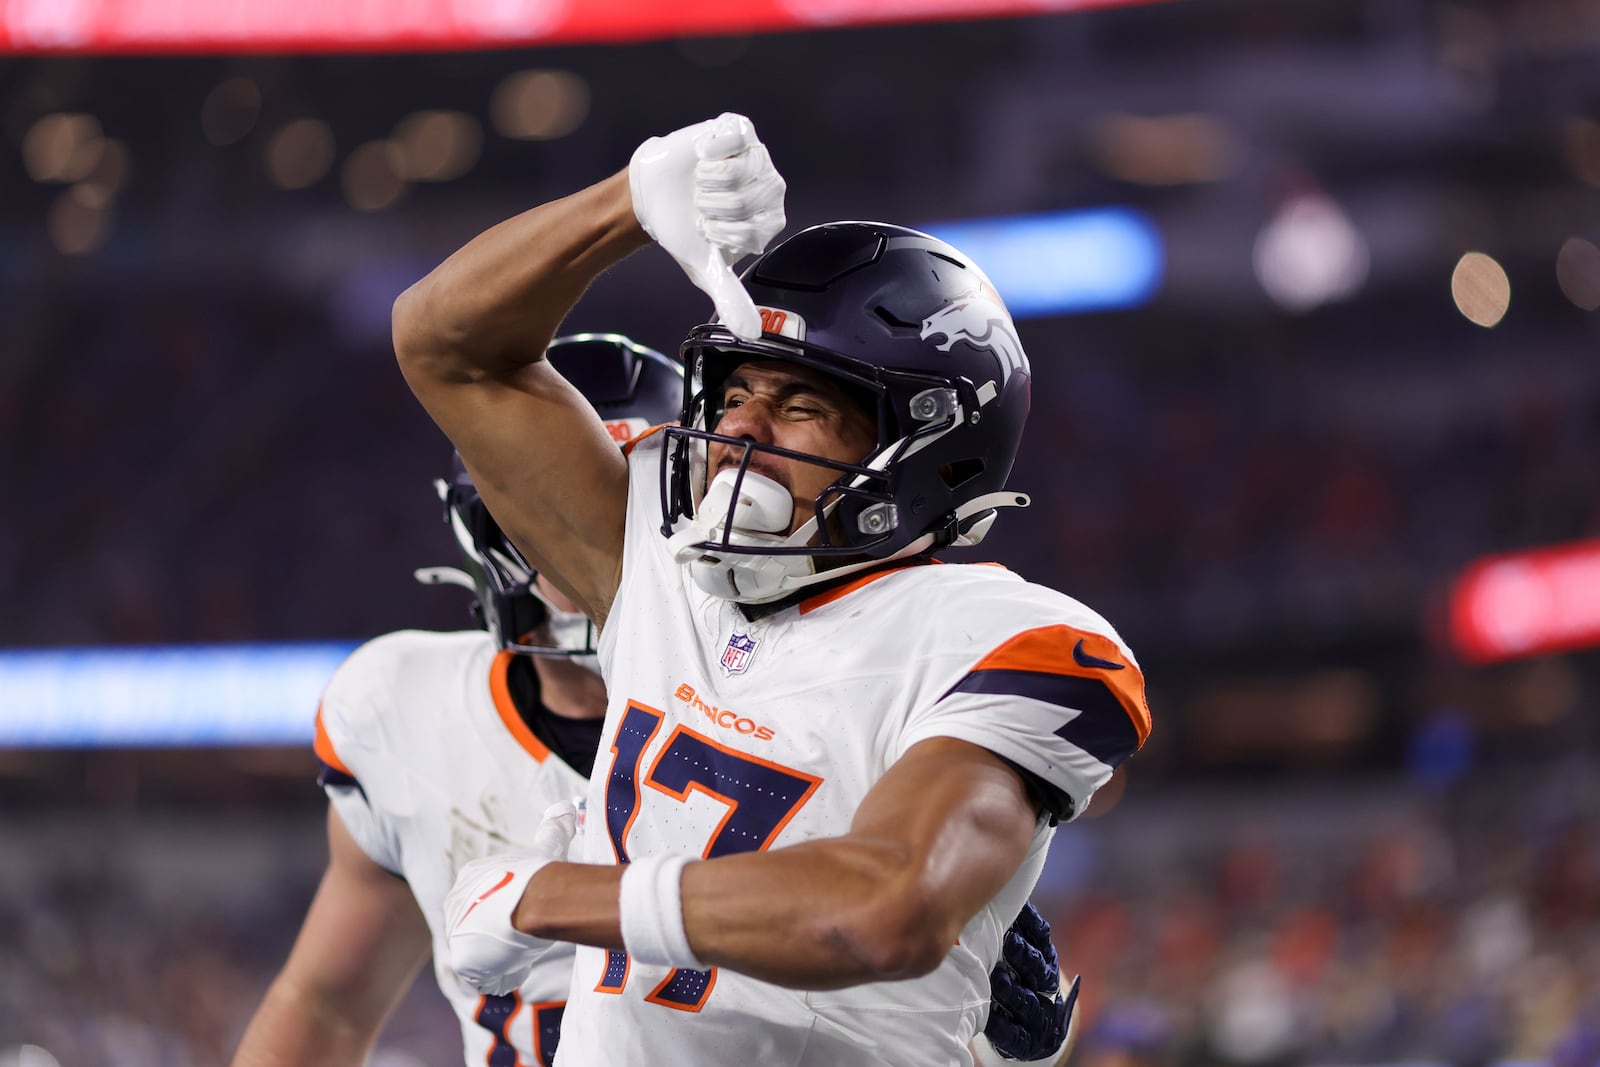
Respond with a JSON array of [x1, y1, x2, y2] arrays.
[[444, 800, 580, 995], [629, 112, 786, 341]]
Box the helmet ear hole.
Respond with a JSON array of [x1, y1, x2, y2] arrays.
[[941, 459, 986, 490]]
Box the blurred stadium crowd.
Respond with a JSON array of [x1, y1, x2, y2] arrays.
[[2, 767, 1597, 1066], [6, 270, 1600, 653], [4, 276, 1597, 774]]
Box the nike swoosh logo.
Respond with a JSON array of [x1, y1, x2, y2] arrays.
[[455, 871, 515, 929], [1072, 639, 1124, 671]]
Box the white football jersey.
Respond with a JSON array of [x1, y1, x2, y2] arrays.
[[558, 432, 1151, 1067], [315, 629, 589, 1067]]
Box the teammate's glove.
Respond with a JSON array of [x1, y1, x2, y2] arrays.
[[629, 111, 786, 341], [444, 800, 579, 995], [973, 903, 1082, 1066]]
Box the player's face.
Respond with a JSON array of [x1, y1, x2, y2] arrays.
[[708, 360, 878, 536]]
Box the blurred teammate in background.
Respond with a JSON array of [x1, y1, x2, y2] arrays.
[[395, 111, 1144, 1065], [229, 335, 679, 1067], [230, 334, 1077, 1067]]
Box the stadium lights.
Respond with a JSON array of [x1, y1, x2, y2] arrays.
[[76, 137, 129, 203], [3, 1046, 61, 1067], [0, 642, 359, 747], [920, 207, 1163, 318], [1252, 192, 1369, 312], [21, 112, 104, 183], [1451, 251, 1510, 327], [391, 109, 482, 182], [1445, 539, 1600, 664], [1556, 237, 1600, 312], [342, 140, 408, 211], [1087, 112, 1238, 187], [0, 0, 1164, 55], [265, 118, 335, 190], [490, 69, 590, 141]]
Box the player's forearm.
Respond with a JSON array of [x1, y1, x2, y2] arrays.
[[235, 814, 431, 1067], [393, 169, 650, 381], [229, 979, 377, 1067], [684, 835, 963, 988], [517, 837, 960, 990]]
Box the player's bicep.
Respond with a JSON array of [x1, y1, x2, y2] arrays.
[[431, 360, 629, 621], [848, 737, 1038, 924]]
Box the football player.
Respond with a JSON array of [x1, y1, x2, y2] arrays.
[[231, 334, 1078, 1067], [229, 335, 677, 1067], [394, 112, 1146, 1066]]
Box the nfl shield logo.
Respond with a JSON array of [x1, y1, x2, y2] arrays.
[[720, 631, 759, 676]]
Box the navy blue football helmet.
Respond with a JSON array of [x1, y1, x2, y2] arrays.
[[661, 222, 1032, 603], [418, 333, 682, 655]]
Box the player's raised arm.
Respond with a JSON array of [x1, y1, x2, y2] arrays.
[[392, 112, 784, 625], [229, 807, 431, 1067]]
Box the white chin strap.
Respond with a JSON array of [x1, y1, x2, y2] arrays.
[[665, 468, 1030, 605]]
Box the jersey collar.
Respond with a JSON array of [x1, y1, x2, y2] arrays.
[[795, 558, 936, 616]]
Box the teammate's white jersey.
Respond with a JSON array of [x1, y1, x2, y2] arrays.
[[315, 629, 588, 1067], [558, 431, 1151, 1067]]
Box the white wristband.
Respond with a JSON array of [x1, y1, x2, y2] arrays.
[[619, 854, 706, 970]]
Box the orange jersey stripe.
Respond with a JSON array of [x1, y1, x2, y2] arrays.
[[620, 423, 672, 457], [972, 625, 1152, 746], [312, 702, 354, 776], [797, 560, 933, 615], [490, 650, 550, 763], [797, 560, 1008, 616]]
